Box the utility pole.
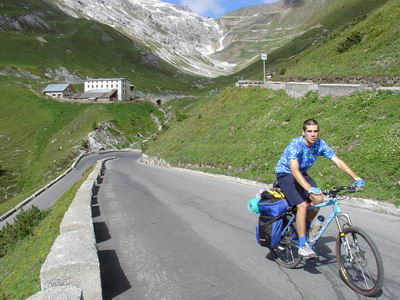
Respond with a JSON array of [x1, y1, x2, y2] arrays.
[[261, 53, 267, 84]]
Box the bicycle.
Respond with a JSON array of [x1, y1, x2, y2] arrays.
[[270, 185, 384, 297]]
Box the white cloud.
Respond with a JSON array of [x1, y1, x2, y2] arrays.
[[180, 0, 225, 17]]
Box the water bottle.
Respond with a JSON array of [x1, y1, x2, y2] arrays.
[[309, 215, 325, 242]]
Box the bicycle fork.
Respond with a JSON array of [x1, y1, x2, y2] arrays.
[[335, 213, 356, 262]]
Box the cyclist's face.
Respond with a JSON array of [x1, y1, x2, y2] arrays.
[[302, 125, 320, 146]]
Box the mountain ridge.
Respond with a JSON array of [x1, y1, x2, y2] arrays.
[[53, 0, 336, 77], [53, 0, 232, 77]]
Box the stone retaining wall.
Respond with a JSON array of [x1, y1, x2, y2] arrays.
[[236, 80, 400, 98], [318, 83, 367, 97], [27, 158, 114, 300]]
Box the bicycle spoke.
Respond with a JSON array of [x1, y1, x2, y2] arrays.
[[270, 221, 302, 269], [336, 227, 383, 296]]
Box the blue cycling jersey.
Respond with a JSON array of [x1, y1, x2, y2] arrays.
[[275, 136, 336, 174]]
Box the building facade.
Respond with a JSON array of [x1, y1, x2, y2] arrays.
[[42, 83, 75, 99], [84, 78, 134, 101]]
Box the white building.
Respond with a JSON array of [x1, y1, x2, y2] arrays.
[[42, 83, 75, 99], [84, 78, 134, 101]]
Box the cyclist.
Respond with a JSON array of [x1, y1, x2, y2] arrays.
[[275, 119, 365, 258]]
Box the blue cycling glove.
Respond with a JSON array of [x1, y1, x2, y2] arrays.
[[308, 187, 322, 194], [354, 177, 365, 187]]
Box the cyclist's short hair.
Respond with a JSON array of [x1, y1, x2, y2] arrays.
[[303, 119, 319, 130]]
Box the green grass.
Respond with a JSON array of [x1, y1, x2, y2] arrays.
[[0, 77, 163, 215], [0, 165, 95, 300], [214, 0, 391, 85], [146, 87, 400, 203], [274, 0, 400, 77], [0, 0, 202, 93]]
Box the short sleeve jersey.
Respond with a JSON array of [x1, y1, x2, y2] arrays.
[[275, 136, 336, 174]]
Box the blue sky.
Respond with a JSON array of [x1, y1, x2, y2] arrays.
[[161, 0, 279, 18]]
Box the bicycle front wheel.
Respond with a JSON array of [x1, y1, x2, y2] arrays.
[[336, 226, 384, 296]]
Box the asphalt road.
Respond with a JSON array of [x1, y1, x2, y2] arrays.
[[95, 154, 400, 300], [0, 151, 133, 228]]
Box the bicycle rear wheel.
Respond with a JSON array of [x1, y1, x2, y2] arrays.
[[270, 220, 302, 268], [336, 226, 384, 296]]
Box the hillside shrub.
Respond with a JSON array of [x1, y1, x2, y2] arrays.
[[336, 31, 364, 52], [0, 206, 46, 257], [176, 111, 189, 122]]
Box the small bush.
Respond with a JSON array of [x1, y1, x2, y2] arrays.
[[0, 206, 46, 257], [176, 112, 189, 122], [337, 31, 364, 53], [81, 139, 89, 149]]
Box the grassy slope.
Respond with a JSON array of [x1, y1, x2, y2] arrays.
[[0, 77, 162, 215], [275, 0, 400, 77], [214, 0, 390, 84], [0, 0, 201, 92], [0, 165, 94, 300], [146, 87, 400, 204], [213, 0, 330, 67]]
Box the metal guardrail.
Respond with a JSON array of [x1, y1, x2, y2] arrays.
[[0, 153, 85, 223]]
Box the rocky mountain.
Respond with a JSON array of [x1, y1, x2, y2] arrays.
[[3, 0, 388, 79], [213, 0, 330, 70], [53, 0, 336, 77], [53, 0, 233, 77]]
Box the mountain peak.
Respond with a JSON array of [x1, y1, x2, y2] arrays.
[[54, 0, 234, 77]]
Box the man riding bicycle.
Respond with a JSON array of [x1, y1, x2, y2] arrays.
[[275, 119, 365, 258]]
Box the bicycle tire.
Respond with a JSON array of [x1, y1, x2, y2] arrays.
[[336, 226, 384, 296], [270, 220, 302, 269]]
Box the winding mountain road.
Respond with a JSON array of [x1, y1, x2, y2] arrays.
[[2, 151, 398, 299], [95, 153, 400, 300]]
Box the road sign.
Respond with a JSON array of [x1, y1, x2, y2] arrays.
[[261, 53, 267, 60]]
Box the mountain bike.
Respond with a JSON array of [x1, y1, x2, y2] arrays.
[[270, 185, 384, 297]]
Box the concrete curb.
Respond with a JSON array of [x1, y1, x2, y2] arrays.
[[26, 286, 83, 300], [27, 157, 114, 300]]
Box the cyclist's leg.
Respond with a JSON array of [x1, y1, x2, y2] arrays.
[[276, 173, 309, 241], [303, 174, 323, 222], [296, 201, 308, 239], [307, 195, 321, 222]]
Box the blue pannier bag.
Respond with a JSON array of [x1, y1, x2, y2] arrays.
[[256, 190, 289, 248]]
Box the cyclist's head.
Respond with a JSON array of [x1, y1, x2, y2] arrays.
[[302, 119, 320, 146], [303, 119, 319, 131]]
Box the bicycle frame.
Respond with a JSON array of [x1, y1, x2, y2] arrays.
[[283, 195, 353, 248]]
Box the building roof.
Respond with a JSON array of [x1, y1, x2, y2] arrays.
[[42, 83, 71, 93], [74, 89, 117, 100]]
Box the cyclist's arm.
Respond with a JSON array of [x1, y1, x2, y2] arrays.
[[331, 156, 359, 179], [289, 159, 313, 191]]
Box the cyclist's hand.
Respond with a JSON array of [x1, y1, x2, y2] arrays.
[[308, 187, 322, 195], [354, 177, 365, 189]]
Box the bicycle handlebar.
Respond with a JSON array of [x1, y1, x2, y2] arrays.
[[322, 185, 357, 197]]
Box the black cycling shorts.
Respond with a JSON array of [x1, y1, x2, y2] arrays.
[[276, 172, 318, 206]]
